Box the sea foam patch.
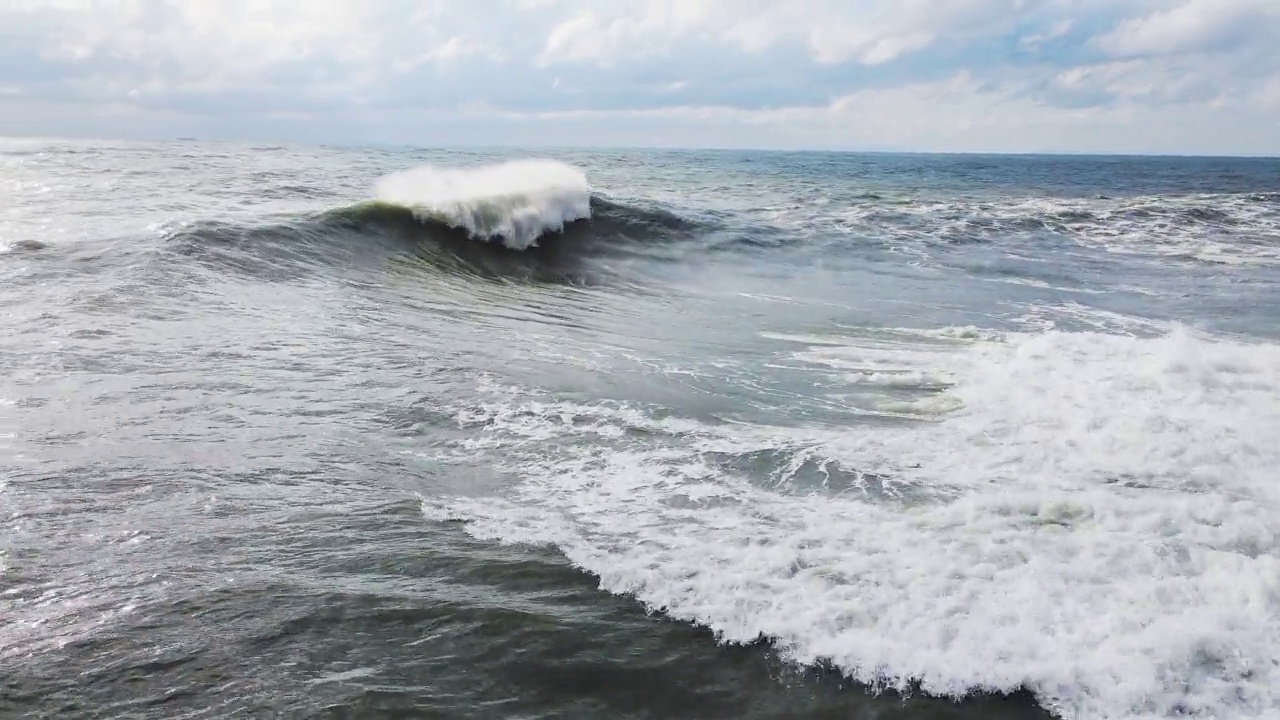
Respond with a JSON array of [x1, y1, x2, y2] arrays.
[[428, 326, 1280, 720]]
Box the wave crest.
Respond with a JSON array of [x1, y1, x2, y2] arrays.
[[374, 160, 592, 250]]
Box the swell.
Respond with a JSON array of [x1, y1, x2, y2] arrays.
[[160, 195, 710, 285]]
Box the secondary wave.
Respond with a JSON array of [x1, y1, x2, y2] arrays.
[[764, 191, 1280, 266]]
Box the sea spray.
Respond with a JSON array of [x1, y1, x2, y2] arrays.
[[375, 160, 592, 250]]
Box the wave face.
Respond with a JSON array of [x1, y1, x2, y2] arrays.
[[158, 193, 705, 288], [374, 160, 593, 250]]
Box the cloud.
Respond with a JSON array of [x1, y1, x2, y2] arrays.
[[395, 36, 502, 73], [537, 12, 618, 66], [1018, 20, 1073, 51], [535, 1, 718, 67], [0, 0, 1277, 154], [1094, 0, 1279, 58]]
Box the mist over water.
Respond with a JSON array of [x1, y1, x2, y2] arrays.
[[3, 139, 1280, 720]]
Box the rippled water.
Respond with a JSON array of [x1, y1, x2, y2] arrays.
[[3, 138, 1280, 720]]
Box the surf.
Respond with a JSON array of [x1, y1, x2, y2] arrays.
[[425, 324, 1280, 720]]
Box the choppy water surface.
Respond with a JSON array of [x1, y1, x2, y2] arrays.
[[3, 139, 1280, 720]]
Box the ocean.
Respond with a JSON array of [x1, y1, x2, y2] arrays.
[[2, 138, 1279, 720]]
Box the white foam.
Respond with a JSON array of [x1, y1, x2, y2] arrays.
[[429, 326, 1280, 720], [374, 159, 592, 250], [1011, 302, 1174, 335], [769, 192, 1280, 267], [844, 369, 955, 388]]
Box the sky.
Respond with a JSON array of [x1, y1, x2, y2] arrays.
[[1, 0, 1278, 155]]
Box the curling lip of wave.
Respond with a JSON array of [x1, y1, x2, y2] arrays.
[[162, 193, 704, 261], [374, 159, 592, 250], [158, 192, 709, 288]]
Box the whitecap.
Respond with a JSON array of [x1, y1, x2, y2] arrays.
[[374, 159, 592, 250]]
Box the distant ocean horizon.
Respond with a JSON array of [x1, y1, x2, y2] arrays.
[[7, 131, 1280, 159], [3, 137, 1279, 720]]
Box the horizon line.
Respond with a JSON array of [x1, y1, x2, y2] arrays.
[[3, 132, 1279, 161]]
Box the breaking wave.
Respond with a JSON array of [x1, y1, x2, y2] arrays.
[[159, 183, 705, 285], [373, 159, 593, 250]]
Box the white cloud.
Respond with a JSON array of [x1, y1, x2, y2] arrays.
[[0, 0, 1277, 154], [804, 0, 1032, 64], [532, 0, 1023, 67], [374, 70, 1277, 155], [1257, 75, 1280, 110], [537, 12, 617, 66], [535, 1, 718, 66], [1019, 19, 1073, 51], [723, 17, 779, 53], [1095, 0, 1279, 58], [810, 27, 936, 65], [396, 36, 501, 72], [38, 1, 376, 83]]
